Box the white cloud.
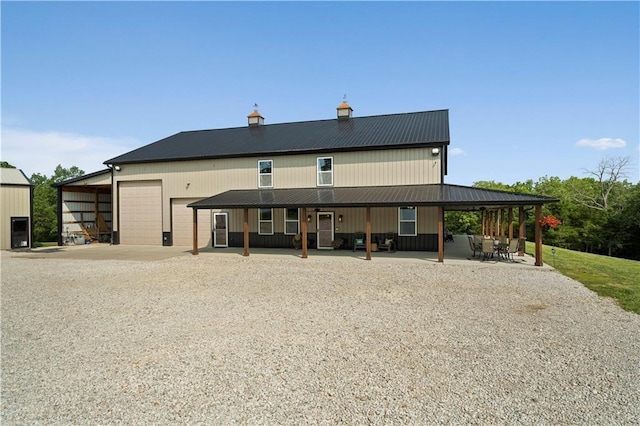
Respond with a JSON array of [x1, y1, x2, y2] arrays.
[[0, 127, 138, 177], [450, 147, 465, 156], [575, 138, 627, 150]]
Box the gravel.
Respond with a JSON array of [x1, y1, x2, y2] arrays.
[[1, 250, 639, 424]]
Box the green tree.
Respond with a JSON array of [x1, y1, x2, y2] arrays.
[[1, 161, 16, 168], [31, 165, 85, 243]]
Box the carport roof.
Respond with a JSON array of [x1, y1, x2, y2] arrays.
[[188, 184, 558, 210]]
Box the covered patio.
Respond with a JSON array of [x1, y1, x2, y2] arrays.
[[188, 184, 558, 266]]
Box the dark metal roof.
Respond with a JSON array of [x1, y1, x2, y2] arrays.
[[104, 110, 450, 165], [188, 184, 558, 209], [52, 169, 111, 187]]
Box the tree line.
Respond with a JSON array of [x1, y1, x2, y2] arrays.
[[2, 157, 638, 260], [446, 157, 639, 260]]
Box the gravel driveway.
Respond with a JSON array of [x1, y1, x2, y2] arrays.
[[2, 250, 638, 424]]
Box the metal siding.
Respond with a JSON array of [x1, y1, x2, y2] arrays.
[[171, 198, 212, 247], [0, 186, 31, 250], [119, 181, 162, 245]]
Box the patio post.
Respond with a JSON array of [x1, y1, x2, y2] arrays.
[[243, 208, 249, 257], [518, 206, 525, 256], [438, 206, 444, 263], [301, 207, 308, 259], [192, 208, 198, 255], [535, 204, 543, 266], [365, 207, 371, 261], [508, 207, 514, 240]]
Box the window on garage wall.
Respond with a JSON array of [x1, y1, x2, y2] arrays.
[[284, 208, 299, 235], [317, 157, 333, 186], [399, 207, 417, 236], [259, 208, 274, 235], [258, 160, 273, 188]]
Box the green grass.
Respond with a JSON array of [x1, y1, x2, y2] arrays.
[[34, 241, 57, 248], [526, 242, 640, 314]]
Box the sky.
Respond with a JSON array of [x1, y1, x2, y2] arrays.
[[1, 1, 639, 185]]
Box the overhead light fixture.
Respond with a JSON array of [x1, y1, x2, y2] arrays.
[[431, 148, 440, 156]]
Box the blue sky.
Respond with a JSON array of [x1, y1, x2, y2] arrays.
[[2, 1, 638, 185]]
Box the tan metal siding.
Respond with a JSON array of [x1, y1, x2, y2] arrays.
[[1, 186, 31, 250], [119, 181, 162, 245], [171, 198, 212, 247]]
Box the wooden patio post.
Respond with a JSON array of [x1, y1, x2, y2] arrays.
[[243, 208, 249, 257], [518, 206, 525, 256], [534, 204, 543, 266], [192, 208, 199, 255], [301, 207, 308, 259], [480, 210, 485, 235], [489, 211, 495, 237], [508, 207, 514, 240], [365, 207, 371, 261], [438, 206, 444, 263]]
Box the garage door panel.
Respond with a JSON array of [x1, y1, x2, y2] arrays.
[[119, 181, 162, 245], [172, 199, 212, 247]]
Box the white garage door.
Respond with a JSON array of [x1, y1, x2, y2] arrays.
[[119, 181, 162, 245], [172, 199, 212, 247]]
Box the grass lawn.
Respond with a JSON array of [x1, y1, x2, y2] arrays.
[[526, 242, 640, 314], [34, 241, 57, 248]]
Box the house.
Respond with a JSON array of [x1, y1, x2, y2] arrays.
[[57, 102, 557, 265], [0, 167, 33, 250]]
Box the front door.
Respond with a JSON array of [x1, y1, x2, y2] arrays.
[[316, 212, 334, 249], [213, 213, 228, 247]]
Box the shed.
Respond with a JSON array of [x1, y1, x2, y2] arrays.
[[0, 168, 33, 249]]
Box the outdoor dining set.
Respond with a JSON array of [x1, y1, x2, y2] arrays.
[[467, 235, 520, 262]]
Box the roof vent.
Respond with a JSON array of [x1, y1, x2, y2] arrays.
[[247, 104, 264, 127], [336, 98, 353, 121]]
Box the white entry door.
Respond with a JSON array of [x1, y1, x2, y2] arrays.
[[317, 212, 334, 249], [213, 213, 228, 247]]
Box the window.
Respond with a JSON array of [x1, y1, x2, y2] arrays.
[[284, 208, 299, 235], [258, 160, 273, 188], [317, 157, 333, 186], [258, 208, 273, 235], [399, 207, 417, 236]]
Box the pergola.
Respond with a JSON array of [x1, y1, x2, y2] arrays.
[[188, 184, 558, 266]]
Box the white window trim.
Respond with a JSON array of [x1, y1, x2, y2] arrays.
[[316, 156, 334, 187], [398, 207, 417, 236], [283, 208, 300, 235], [258, 159, 273, 188], [258, 208, 274, 235]]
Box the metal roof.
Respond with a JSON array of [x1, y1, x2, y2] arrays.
[[104, 110, 450, 165], [188, 184, 558, 209], [0, 168, 32, 186], [52, 169, 111, 187]]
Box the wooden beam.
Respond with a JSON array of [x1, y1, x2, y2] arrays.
[[192, 208, 198, 255], [365, 207, 371, 261], [243, 208, 249, 257], [508, 207, 514, 240], [518, 206, 525, 256], [301, 207, 308, 259], [438, 206, 444, 263], [534, 204, 543, 266]]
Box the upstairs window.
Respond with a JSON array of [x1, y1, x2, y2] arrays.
[[317, 157, 333, 186], [399, 207, 417, 236], [258, 208, 274, 235], [258, 160, 273, 188], [284, 208, 299, 235]]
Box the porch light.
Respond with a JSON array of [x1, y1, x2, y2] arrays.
[[338, 214, 343, 223], [307, 215, 312, 223]]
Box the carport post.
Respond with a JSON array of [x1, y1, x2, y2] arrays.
[[192, 208, 199, 255], [243, 208, 249, 257], [508, 207, 514, 240], [518, 206, 525, 256]]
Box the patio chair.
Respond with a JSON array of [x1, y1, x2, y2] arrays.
[[378, 233, 396, 252], [481, 238, 495, 260], [468, 235, 480, 257], [505, 238, 520, 262], [352, 233, 366, 251]]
